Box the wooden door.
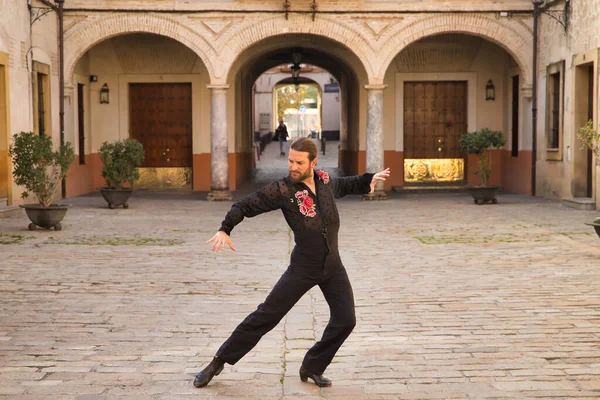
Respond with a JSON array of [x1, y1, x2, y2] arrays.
[[404, 81, 467, 159], [77, 84, 85, 165], [129, 83, 192, 168], [587, 65, 593, 198]]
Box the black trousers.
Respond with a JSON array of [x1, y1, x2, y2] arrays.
[[215, 264, 356, 375]]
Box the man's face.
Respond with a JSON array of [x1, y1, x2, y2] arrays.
[[288, 149, 317, 184]]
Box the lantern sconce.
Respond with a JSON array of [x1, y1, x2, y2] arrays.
[[485, 80, 495, 101], [100, 83, 110, 104]]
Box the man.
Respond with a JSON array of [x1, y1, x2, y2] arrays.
[[194, 137, 390, 388], [276, 119, 289, 156]]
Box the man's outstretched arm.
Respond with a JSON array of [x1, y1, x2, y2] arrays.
[[206, 181, 282, 252], [368, 168, 391, 193], [329, 168, 390, 198]]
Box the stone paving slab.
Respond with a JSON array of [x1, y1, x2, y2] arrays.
[[1, 142, 600, 399]]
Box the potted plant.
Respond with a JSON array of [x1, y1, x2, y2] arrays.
[[577, 120, 600, 238], [8, 131, 75, 230], [99, 138, 145, 209], [459, 128, 506, 205]]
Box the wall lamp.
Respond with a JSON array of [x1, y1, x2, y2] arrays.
[[485, 80, 495, 101], [100, 83, 110, 104]]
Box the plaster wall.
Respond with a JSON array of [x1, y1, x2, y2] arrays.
[[536, 0, 600, 205]]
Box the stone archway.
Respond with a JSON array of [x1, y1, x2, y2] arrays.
[[271, 75, 325, 140], [204, 33, 369, 197], [377, 14, 533, 85], [215, 14, 376, 85], [64, 13, 217, 86]]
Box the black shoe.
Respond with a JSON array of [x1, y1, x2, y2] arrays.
[[299, 365, 332, 387], [193, 356, 225, 388]]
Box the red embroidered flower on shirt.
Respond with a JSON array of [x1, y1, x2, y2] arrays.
[[294, 189, 317, 217], [315, 170, 330, 184]]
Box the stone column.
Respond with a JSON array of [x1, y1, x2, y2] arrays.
[[207, 85, 233, 201], [364, 84, 387, 200], [520, 84, 535, 196]]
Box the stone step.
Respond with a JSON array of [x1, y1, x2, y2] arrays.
[[392, 185, 470, 194], [0, 197, 6, 207], [0, 205, 22, 218], [562, 197, 596, 211]]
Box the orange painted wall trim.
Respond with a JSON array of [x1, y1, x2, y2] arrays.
[[194, 152, 254, 192], [232, 151, 254, 189], [322, 149, 532, 195], [193, 153, 211, 191], [339, 149, 366, 177], [502, 150, 532, 195], [465, 149, 532, 196], [465, 149, 505, 187], [66, 153, 103, 198], [383, 151, 404, 189]]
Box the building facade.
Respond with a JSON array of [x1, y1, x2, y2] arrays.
[[0, 0, 597, 209]]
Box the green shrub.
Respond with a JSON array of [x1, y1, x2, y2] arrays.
[[8, 132, 75, 207], [99, 139, 145, 190], [576, 120, 600, 159], [459, 128, 505, 186]]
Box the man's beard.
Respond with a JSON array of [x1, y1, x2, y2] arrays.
[[289, 168, 312, 184]]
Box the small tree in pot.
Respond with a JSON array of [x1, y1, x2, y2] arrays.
[[99, 139, 145, 209], [9, 131, 75, 230], [459, 128, 505, 205], [577, 120, 600, 238]]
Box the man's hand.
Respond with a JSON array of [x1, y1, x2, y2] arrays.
[[369, 167, 391, 193], [206, 231, 237, 252]]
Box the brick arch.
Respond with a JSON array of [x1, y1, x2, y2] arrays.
[[64, 13, 217, 85], [273, 76, 321, 86], [377, 14, 532, 85], [217, 14, 375, 84]]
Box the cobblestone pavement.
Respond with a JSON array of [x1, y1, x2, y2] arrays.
[[1, 141, 599, 399]]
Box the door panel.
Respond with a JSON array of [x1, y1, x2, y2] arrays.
[[129, 83, 192, 168], [404, 81, 467, 183]]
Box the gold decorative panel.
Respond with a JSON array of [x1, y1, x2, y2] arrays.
[[136, 168, 192, 189], [404, 158, 464, 183]]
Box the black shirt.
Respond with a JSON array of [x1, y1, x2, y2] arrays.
[[219, 170, 374, 268]]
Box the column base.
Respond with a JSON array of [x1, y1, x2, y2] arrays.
[[207, 189, 233, 201], [362, 190, 388, 201]]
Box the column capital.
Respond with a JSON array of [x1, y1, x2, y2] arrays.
[[64, 84, 74, 97], [364, 84, 388, 91], [207, 84, 230, 91], [520, 84, 533, 99]]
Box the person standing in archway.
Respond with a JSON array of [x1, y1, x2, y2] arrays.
[[276, 119, 289, 156], [194, 137, 391, 389]]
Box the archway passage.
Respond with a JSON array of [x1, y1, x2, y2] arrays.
[[68, 33, 210, 195], [227, 34, 369, 189], [273, 76, 323, 141]]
